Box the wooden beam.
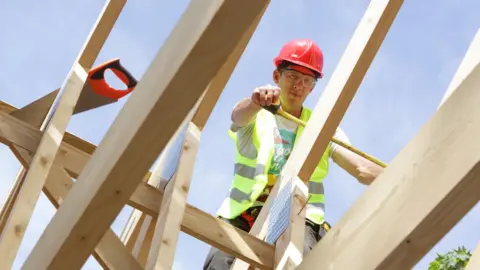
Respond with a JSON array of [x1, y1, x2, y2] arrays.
[[138, 4, 270, 264], [124, 171, 274, 269], [232, 0, 403, 268], [11, 148, 142, 270], [0, 1, 126, 267], [132, 215, 157, 266], [120, 211, 147, 252], [296, 61, 480, 270], [21, 1, 268, 268], [438, 28, 480, 108], [296, 0, 402, 181], [181, 203, 274, 269], [129, 182, 274, 269], [120, 106, 194, 263], [121, 4, 270, 258], [129, 99, 205, 268], [0, 90, 58, 235], [192, 3, 269, 130], [0, 94, 119, 269], [0, 110, 93, 180], [0, 100, 97, 156], [128, 184, 166, 216], [146, 122, 201, 269], [0, 103, 274, 269], [44, 161, 142, 270], [0, 111, 42, 152]]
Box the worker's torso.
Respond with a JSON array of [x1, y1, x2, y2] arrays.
[[256, 115, 298, 204]]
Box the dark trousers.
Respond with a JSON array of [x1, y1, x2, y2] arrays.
[[203, 215, 323, 270]]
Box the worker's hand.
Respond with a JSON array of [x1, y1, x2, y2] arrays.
[[251, 84, 280, 107]]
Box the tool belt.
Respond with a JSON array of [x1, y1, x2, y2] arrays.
[[240, 206, 262, 228], [240, 206, 331, 238]]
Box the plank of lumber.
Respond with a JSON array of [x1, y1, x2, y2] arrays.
[[0, 99, 274, 268], [0, 1, 126, 267], [132, 215, 156, 266], [296, 62, 480, 270], [48, 168, 142, 270], [296, 0, 402, 181], [132, 103, 205, 268], [129, 183, 164, 217], [12, 148, 142, 270], [232, 0, 403, 268], [0, 170, 27, 234], [192, 3, 269, 130], [0, 111, 93, 179], [0, 94, 119, 269], [273, 177, 308, 269], [120, 114, 189, 260], [120, 211, 147, 251], [0, 100, 97, 155], [0, 66, 88, 267], [181, 204, 274, 269], [21, 1, 269, 269], [438, 28, 480, 108], [121, 4, 269, 256], [0, 102, 17, 115], [0, 111, 42, 152], [128, 182, 274, 269], [0, 104, 274, 269], [146, 122, 201, 269], [0, 90, 57, 234]]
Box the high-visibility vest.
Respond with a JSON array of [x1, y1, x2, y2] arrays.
[[216, 107, 330, 224]]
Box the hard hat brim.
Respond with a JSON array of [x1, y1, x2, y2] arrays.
[[274, 57, 323, 78]]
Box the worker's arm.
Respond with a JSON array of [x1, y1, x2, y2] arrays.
[[231, 98, 262, 127], [231, 84, 280, 127], [331, 145, 383, 185]]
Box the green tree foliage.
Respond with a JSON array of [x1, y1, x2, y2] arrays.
[[428, 246, 472, 270]]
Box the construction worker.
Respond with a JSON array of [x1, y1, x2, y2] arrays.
[[203, 38, 384, 269]]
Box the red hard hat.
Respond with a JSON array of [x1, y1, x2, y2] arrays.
[[274, 38, 324, 78]]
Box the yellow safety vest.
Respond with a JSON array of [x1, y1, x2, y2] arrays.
[[216, 107, 330, 224]]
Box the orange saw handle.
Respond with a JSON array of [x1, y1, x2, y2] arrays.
[[87, 58, 138, 100]]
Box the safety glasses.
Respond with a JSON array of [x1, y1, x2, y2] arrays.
[[282, 69, 317, 88]]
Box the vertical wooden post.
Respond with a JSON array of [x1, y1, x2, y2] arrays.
[[0, 90, 58, 235], [145, 121, 202, 269], [438, 28, 480, 108]]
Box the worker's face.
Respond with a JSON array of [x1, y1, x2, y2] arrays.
[[273, 67, 316, 109]]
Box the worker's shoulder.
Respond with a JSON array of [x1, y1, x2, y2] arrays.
[[230, 120, 255, 133], [230, 109, 270, 133]]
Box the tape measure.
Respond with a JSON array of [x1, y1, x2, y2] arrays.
[[271, 105, 387, 168]]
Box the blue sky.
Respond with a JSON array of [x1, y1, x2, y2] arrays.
[[1, 0, 479, 269]]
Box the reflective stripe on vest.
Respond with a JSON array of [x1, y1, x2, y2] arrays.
[[216, 107, 330, 224]]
